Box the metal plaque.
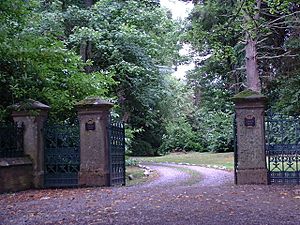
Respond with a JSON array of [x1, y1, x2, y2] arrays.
[[85, 120, 96, 131], [244, 115, 255, 127]]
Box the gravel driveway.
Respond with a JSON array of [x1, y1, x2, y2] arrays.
[[1, 163, 300, 225]]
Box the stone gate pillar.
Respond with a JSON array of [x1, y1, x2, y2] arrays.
[[10, 100, 50, 188], [76, 97, 113, 187], [233, 90, 268, 185]]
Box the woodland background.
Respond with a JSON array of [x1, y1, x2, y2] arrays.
[[1, 0, 299, 155]]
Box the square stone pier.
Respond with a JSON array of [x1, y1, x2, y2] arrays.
[[76, 97, 114, 187], [233, 90, 268, 185]]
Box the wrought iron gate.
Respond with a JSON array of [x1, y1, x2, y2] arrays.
[[233, 114, 238, 185], [108, 121, 125, 186], [44, 121, 80, 188], [265, 113, 300, 184], [0, 122, 24, 158]]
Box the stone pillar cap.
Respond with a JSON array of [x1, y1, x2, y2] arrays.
[[9, 99, 50, 111], [233, 89, 266, 103], [76, 97, 113, 109]]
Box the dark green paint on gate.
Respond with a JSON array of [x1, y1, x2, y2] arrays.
[[233, 114, 238, 185], [108, 120, 126, 186], [266, 113, 300, 185], [0, 122, 24, 158], [44, 121, 80, 188]]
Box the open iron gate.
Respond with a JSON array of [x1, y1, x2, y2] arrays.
[[44, 121, 80, 188], [265, 113, 300, 184], [233, 114, 238, 185], [108, 121, 126, 186]]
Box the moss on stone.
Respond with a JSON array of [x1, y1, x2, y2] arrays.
[[233, 89, 264, 99], [8, 99, 50, 111]]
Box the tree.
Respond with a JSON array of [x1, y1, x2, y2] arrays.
[[244, 0, 262, 92], [181, 0, 300, 152], [0, 0, 115, 122], [35, 0, 182, 154], [184, 0, 299, 93]]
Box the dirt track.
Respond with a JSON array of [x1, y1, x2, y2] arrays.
[[1, 163, 300, 225]]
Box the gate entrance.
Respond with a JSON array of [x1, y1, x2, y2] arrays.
[[44, 121, 80, 188], [108, 121, 125, 186], [266, 113, 300, 184]]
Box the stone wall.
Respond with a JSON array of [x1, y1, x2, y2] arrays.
[[0, 157, 33, 193]]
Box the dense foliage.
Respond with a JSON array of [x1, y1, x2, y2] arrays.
[[0, 0, 181, 155], [174, 0, 300, 152], [0, 0, 114, 121], [1, 0, 299, 155]]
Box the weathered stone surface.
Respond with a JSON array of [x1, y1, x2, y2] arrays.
[[76, 97, 113, 187], [235, 108, 266, 169], [9, 99, 50, 111], [236, 169, 268, 185], [0, 157, 33, 193], [233, 89, 267, 103], [79, 171, 109, 187], [0, 157, 32, 167], [10, 100, 49, 188], [76, 97, 113, 110], [233, 90, 268, 185]]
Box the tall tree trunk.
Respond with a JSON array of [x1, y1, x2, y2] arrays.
[[80, 41, 88, 62], [244, 0, 261, 93], [194, 86, 202, 107], [245, 37, 260, 92], [80, 0, 93, 72]]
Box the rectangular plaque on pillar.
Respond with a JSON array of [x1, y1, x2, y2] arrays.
[[85, 120, 96, 131], [244, 115, 255, 127]]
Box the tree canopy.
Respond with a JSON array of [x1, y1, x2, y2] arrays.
[[0, 0, 182, 155], [1, 0, 299, 155]]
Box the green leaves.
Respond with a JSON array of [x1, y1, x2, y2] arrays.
[[0, 0, 116, 122]]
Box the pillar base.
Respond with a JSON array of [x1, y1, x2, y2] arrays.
[[236, 168, 268, 185], [33, 171, 44, 188], [79, 170, 109, 187]]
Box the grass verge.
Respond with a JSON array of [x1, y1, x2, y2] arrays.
[[125, 166, 158, 186], [131, 152, 234, 171], [168, 166, 202, 186]]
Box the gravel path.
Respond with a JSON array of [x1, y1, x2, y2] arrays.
[[154, 163, 233, 187], [140, 164, 191, 188], [1, 164, 300, 225]]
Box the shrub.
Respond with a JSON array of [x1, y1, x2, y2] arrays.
[[194, 109, 234, 152], [131, 139, 156, 156], [159, 117, 204, 154]]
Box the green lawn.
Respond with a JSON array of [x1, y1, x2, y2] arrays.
[[131, 152, 234, 170]]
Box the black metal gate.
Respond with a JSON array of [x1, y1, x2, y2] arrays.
[[0, 122, 24, 158], [265, 113, 300, 184], [44, 121, 80, 188], [108, 121, 125, 186], [233, 114, 238, 185]]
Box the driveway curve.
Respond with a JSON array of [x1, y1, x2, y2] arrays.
[[137, 163, 233, 189], [140, 164, 191, 188]]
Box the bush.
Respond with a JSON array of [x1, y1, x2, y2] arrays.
[[194, 109, 234, 152], [131, 139, 156, 156], [159, 109, 234, 154], [159, 117, 204, 154]]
